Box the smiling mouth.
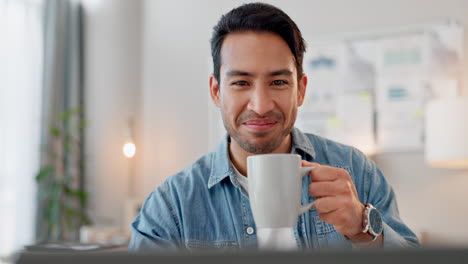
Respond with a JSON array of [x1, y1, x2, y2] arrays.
[[242, 119, 278, 131]]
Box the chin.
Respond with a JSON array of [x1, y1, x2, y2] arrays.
[[240, 135, 284, 154]]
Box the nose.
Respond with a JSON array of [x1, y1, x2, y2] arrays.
[[247, 86, 275, 116]]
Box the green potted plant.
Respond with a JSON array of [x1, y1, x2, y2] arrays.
[[35, 107, 91, 242]]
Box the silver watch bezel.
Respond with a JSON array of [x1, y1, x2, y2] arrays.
[[362, 204, 382, 241]]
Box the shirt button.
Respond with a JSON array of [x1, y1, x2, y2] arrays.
[[246, 227, 255, 235]]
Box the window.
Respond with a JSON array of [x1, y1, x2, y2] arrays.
[[0, 0, 44, 258]]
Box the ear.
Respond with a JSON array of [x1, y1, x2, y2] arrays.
[[209, 75, 221, 108], [297, 74, 308, 106]]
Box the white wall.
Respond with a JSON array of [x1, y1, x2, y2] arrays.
[[374, 152, 468, 245], [138, 0, 244, 197], [83, 0, 142, 227], [83, 0, 468, 244]]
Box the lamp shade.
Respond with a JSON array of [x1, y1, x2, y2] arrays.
[[425, 97, 468, 168]]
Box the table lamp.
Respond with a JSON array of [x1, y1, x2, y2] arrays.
[[122, 117, 140, 237], [122, 118, 136, 159], [425, 97, 468, 168]]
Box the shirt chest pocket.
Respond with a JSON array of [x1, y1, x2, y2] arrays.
[[314, 215, 336, 235]]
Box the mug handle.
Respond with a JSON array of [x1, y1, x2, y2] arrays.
[[298, 166, 315, 215]]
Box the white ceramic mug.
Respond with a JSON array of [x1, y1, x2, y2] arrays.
[[246, 154, 315, 228]]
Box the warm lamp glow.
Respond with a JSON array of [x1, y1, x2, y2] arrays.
[[123, 141, 136, 158], [428, 159, 468, 169]]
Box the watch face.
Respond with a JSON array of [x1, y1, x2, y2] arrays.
[[369, 208, 383, 235]]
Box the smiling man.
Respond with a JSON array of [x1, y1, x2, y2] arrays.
[[213, 31, 303, 175], [129, 2, 419, 251]]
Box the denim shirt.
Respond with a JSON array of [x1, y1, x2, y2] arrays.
[[129, 127, 419, 251]]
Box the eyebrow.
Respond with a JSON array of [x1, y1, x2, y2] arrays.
[[226, 70, 252, 77], [270, 69, 293, 76], [225, 69, 293, 77]]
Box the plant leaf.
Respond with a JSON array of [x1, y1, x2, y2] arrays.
[[79, 119, 87, 129], [64, 141, 72, 153], [49, 126, 61, 137], [65, 187, 89, 205], [35, 166, 54, 182], [60, 108, 80, 121]]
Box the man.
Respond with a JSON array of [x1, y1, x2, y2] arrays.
[[129, 2, 419, 251]]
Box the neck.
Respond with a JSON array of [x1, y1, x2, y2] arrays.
[[229, 134, 292, 176]]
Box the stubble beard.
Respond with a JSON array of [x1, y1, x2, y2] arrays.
[[221, 108, 297, 154]]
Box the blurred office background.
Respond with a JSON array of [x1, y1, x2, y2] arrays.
[[1, 0, 468, 260]]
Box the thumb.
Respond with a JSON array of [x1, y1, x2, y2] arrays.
[[301, 160, 321, 167]]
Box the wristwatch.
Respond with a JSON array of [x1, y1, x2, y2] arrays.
[[362, 204, 383, 241]]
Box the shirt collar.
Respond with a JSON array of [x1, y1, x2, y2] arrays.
[[207, 127, 316, 189], [208, 134, 235, 189], [290, 126, 316, 159]]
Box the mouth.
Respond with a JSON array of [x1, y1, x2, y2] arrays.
[[242, 119, 278, 132]]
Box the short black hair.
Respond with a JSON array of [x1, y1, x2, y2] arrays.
[[210, 2, 306, 82]]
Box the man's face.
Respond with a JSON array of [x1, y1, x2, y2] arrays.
[[210, 31, 307, 154]]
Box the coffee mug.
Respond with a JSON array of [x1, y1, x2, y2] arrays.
[[246, 154, 315, 228]]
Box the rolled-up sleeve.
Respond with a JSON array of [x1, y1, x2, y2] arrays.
[[382, 222, 418, 248], [364, 159, 420, 248]]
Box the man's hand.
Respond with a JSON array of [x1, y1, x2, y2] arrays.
[[303, 160, 365, 239]]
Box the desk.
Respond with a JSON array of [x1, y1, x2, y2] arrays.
[[14, 248, 468, 264]]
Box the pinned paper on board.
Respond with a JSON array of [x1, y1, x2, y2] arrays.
[[301, 43, 344, 115], [375, 77, 426, 151], [298, 39, 377, 154], [295, 20, 463, 154], [376, 34, 426, 75], [426, 20, 464, 79], [331, 94, 376, 155]]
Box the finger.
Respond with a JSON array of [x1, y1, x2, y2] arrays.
[[310, 179, 360, 198], [310, 166, 350, 183], [313, 196, 341, 214], [301, 160, 321, 168], [309, 181, 342, 197], [310, 166, 339, 182]]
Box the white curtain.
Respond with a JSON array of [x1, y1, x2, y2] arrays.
[[0, 0, 44, 258]]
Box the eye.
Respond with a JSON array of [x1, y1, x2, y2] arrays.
[[271, 80, 288, 86], [231, 80, 249, 86]]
